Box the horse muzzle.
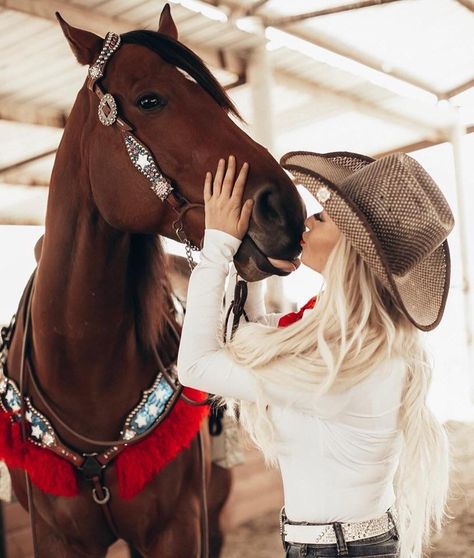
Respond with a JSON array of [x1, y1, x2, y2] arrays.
[[233, 234, 302, 281]]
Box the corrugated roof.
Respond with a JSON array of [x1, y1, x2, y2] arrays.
[[0, 0, 472, 215]]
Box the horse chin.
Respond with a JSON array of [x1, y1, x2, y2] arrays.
[[233, 236, 293, 282]]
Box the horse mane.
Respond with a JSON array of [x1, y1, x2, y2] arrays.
[[129, 234, 180, 360], [121, 30, 241, 119], [122, 30, 236, 356]]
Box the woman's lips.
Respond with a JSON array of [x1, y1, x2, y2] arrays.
[[267, 257, 301, 273]]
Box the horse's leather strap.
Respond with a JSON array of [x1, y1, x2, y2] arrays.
[[25, 354, 182, 447]]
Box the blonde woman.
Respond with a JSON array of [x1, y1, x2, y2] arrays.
[[177, 152, 454, 558]]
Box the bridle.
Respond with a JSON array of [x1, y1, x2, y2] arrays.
[[87, 31, 202, 269], [16, 32, 216, 557]]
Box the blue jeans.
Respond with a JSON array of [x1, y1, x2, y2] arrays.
[[284, 529, 400, 557], [282, 509, 400, 557]]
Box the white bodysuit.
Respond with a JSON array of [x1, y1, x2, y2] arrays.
[[177, 229, 406, 523]]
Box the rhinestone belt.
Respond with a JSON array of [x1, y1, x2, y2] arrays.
[[283, 508, 397, 545]]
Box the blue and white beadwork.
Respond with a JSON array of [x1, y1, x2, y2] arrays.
[[0, 321, 176, 451], [0, 376, 22, 414], [24, 400, 57, 447], [0, 368, 58, 447], [121, 373, 174, 440]]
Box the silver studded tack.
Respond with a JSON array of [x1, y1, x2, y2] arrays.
[[151, 178, 173, 201], [88, 66, 101, 80], [88, 32, 121, 82], [123, 429, 136, 440], [124, 134, 173, 202], [98, 93, 117, 126], [42, 432, 55, 447]]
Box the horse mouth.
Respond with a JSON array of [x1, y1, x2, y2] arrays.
[[233, 235, 301, 281]]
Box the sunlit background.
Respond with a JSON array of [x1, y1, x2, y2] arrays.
[[1, 1, 473, 555]]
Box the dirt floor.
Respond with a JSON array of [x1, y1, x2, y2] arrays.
[[221, 421, 474, 558]]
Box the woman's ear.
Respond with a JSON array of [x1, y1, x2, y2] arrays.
[[56, 12, 103, 66], [158, 3, 178, 40]]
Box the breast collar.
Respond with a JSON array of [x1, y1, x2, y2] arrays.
[[0, 270, 182, 472]]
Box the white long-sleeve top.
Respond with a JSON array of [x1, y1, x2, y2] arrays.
[[178, 229, 406, 523]]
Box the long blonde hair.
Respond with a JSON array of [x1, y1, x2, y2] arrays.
[[225, 234, 449, 558]]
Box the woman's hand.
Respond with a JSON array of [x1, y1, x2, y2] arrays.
[[204, 155, 253, 240]]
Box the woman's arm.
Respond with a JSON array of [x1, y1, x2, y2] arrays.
[[177, 156, 349, 413], [177, 229, 263, 401]]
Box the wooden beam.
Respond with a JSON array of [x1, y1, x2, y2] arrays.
[[440, 77, 474, 100], [264, 0, 402, 26], [201, 0, 440, 98], [373, 124, 474, 157], [0, 0, 247, 77], [244, 0, 270, 16], [268, 25, 440, 98], [456, 0, 474, 13], [274, 69, 443, 137], [0, 149, 57, 176], [0, 100, 67, 128]]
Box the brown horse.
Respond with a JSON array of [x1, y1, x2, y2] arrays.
[[2, 4, 304, 557]]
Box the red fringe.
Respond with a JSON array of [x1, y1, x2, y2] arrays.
[[116, 388, 209, 499], [0, 411, 78, 496], [0, 388, 208, 500]]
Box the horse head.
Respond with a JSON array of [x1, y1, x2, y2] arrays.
[[56, 4, 305, 281]]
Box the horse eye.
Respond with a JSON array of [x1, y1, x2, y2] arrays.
[[137, 94, 166, 111]]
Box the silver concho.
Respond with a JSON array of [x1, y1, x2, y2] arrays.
[[316, 186, 331, 203], [98, 94, 118, 126]]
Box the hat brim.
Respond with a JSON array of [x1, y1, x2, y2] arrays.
[[281, 151, 451, 331]]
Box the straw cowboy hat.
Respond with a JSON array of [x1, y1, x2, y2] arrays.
[[281, 151, 455, 331]]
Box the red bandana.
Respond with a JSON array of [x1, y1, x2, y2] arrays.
[[0, 387, 208, 500], [277, 296, 317, 328]]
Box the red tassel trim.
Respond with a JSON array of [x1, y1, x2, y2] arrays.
[[0, 411, 78, 496], [116, 387, 209, 499], [0, 388, 208, 500]]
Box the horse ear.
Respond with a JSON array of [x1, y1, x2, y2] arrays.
[[56, 12, 103, 66], [158, 3, 178, 40]]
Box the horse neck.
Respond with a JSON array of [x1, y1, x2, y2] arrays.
[[31, 97, 158, 390]]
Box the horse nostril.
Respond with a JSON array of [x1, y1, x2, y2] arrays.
[[252, 184, 284, 226]]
